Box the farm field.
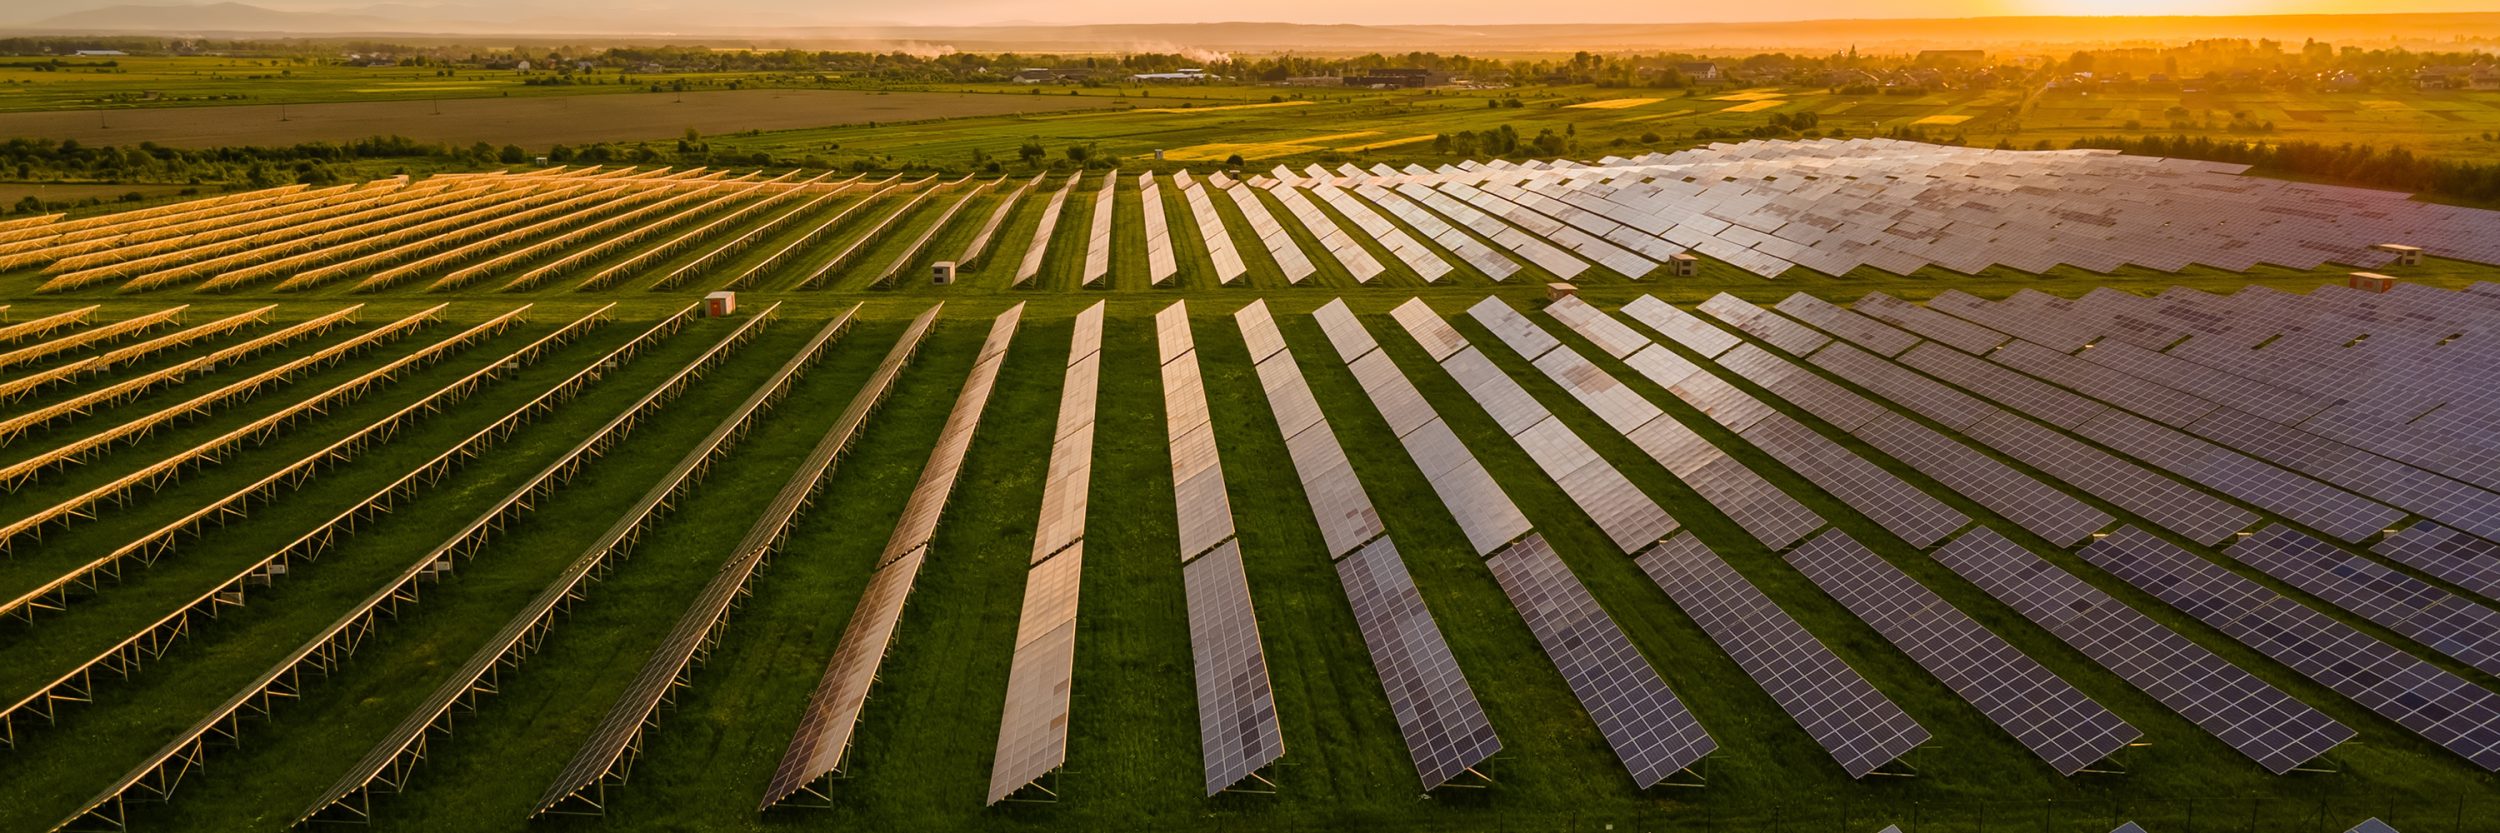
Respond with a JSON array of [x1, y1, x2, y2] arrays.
[[2, 144, 2499, 833], [0, 87, 1134, 148]]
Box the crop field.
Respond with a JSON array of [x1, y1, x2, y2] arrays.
[[1, 143, 2499, 833], [0, 88, 1133, 149]]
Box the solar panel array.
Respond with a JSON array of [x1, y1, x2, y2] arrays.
[[1222, 181, 1317, 283], [1013, 172, 1080, 286], [2225, 526, 2500, 678], [1483, 535, 1716, 786], [1784, 529, 2141, 774], [2081, 527, 2500, 770], [1159, 301, 1287, 794], [1236, 300, 1499, 790], [1173, 173, 1247, 284], [1933, 528, 2354, 775], [1399, 299, 1678, 554], [759, 304, 1026, 810], [1355, 183, 1522, 281], [1636, 532, 1929, 778], [535, 305, 941, 817], [1081, 172, 1117, 287], [988, 300, 1105, 804], [1309, 182, 1452, 283], [1258, 139, 2500, 279], [1326, 299, 1715, 788], [1264, 180, 1386, 282], [1140, 172, 1178, 285]]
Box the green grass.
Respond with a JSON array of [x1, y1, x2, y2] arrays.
[[2, 148, 2499, 833], [2, 279, 2497, 833]]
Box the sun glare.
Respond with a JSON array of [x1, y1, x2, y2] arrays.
[[2025, 0, 2271, 15]]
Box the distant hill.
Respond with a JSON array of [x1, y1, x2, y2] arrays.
[[8, 4, 2500, 52]]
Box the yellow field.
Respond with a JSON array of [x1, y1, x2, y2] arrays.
[[1911, 114, 1975, 126], [1132, 100, 1317, 115], [1568, 98, 1665, 110], [1337, 135, 1435, 152], [1164, 130, 1384, 161], [1708, 89, 1788, 101], [1722, 100, 1786, 113]]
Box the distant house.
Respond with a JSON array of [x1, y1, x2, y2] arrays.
[[1676, 62, 1721, 82], [515, 60, 533, 72], [72, 49, 127, 57], [1129, 68, 1211, 82], [1281, 76, 1343, 87]]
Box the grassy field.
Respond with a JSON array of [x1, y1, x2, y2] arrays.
[[1, 163, 2498, 833], [2, 88, 2499, 829]]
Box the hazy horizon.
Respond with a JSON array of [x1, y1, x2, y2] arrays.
[[11, 0, 2500, 29]]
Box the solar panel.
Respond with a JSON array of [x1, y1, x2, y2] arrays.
[[990, 303, 1105, 804], [1669, 370, 1776, 434], [1933, 527, 2353, 774], [1810, 342, 1995, 430], [1854, 412, 2112, 546], [2071, 409, 2404, 544], [1901, 342, 2109, 430], [1183, 541, 1285, 794], [1338, 537, 1502, 789], [2348, 819, 2403, 833], [990, 545, 1084, 803], [1401, 419, 1531, 555], [1485, 535, 1715, 787], [1699, 292, 1831, 356], [1622, 295, 1741, 357], [2226, 526, 2500, 678], [1738, 414, 1969, 548], [2373, 523, 2500, 602], [1635, 532, 1928, 778], [1544, 296, 1652, 359], [2081, 526, 2500, 771], [1684, 453, 1827, 550], [1963, 410, 2258, 546], [1774, 293, 1920, 357], [1784, 529, 2140, 775]]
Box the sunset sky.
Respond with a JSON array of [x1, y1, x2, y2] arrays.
[[13, 0, 2500, 26]]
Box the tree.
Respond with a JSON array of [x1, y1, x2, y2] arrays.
[[1017, 138, 1046, 167], [498, 144, 527, 164], [1064, 143, 1091, 163]]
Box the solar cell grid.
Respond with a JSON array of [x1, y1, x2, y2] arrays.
[[1774, 293, 1922, 357], [1784, 529, 2141, 775], [1990, 340, 2219, 429], [1739, 414, 1969, 548], [2226, 526, 2500, 678], [1544, 297, 1654, 359], [1486, 535, 1716, 786], [2374, 523, 2500, 602], [1182, 542, 1286, 794], [1635, 533, 1929, 778], [1902, 342, 2109, 430], [1623, 295, 1742, 357], [1684, 453, 1827, 550], [1701, 292, 1833, 357], [1853, 411, 2113, 546], [1855, 293, 2008, 355], [1338, 538, 1504, 788], [2081, 527, 2500, 771], [1964, 409, 2259, 546], [1932, 528, 2354, 775], [2071, 409, 2403, 544]]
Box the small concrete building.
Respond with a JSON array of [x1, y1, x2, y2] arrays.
[[1669, 252, 1700, 277], [1545, 282, 1578, 301], [2372, 243, 2423, 266], [932, 261, 958, 285], [2348, 272, 2398, 293], [704, 291, 737, 317]]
